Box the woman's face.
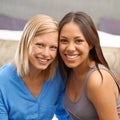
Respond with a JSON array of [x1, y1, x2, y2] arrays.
[[59, 22, 91, 69], [28, 32, 58, 70]]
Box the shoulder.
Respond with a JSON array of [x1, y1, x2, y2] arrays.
[[0, 63, 15, 84], [0, 63, 13, 73], [86, 68, 118, 101], [51, 66, 65, 89]]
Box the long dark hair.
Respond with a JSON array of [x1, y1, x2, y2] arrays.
[[58, 11, 109, 80]]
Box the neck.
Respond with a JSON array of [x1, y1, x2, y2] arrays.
[[23, 72, 45, 98], [67, 65, 90, 101]]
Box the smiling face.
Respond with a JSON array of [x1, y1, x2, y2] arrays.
[[59, 22, 91, 69], [28, 32, 58, 70]]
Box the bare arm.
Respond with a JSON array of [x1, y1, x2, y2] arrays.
[[87, 70, 119, 120]]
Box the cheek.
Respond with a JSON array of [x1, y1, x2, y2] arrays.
[[81, 46, 90, 57], [59, 44, 65, 53], [29, 45, 38, 55], [52, 51, 57, 58]]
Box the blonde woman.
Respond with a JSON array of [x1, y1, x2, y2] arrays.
[[0, 14, 71, 120]]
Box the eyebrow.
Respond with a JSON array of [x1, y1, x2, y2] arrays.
[[74, 36, 82, 39], [60, 35, 82, 39]]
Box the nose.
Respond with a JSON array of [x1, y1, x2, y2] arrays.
[[42, 47, 50, 57], [67, 43, 76, 52]]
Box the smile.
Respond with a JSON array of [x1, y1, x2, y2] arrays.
[[66, 54, 79, 59], [39, 59, 48, 62], [37, 58, 49, 64]]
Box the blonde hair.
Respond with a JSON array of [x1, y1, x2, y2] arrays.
[[14, 14, 58, 79]]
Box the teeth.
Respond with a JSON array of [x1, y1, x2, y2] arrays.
[[40, 59, 47, 62], [38, 58, 48, 62], [66, 55, 78, 59]]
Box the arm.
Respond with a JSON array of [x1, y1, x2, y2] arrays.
[[87, 69, 119, 120], [0, 90, 8, 120]]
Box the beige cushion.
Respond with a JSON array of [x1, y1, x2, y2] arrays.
[[102, 47, 120, 84], [0, 40, 18, 66]]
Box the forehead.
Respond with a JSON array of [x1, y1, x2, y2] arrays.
[[60, 22, 84, 37], [32, 32, 58, 44], [61, 22, 82, 32]]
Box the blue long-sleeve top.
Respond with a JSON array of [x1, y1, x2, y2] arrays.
[[0, 63, 71, 120]]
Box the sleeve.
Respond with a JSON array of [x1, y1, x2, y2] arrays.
[[0, 90, 8, 120], [54, 67, 71, 120]]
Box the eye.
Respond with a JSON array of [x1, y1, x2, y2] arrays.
[[60, 39, 68, 44], [75, 39, 83, 44], [35, 43, 44, 48], [50, 45, 58, 51]]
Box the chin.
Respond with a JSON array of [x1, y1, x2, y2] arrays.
[[65, 64, 76, 68], [37, 65, 49, 70]]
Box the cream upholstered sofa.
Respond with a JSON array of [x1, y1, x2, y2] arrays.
[[0, 39, 18, 66], [98, 31, 120, 84], [0, 30, 21, 66], [0, 30, 120, 84]]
